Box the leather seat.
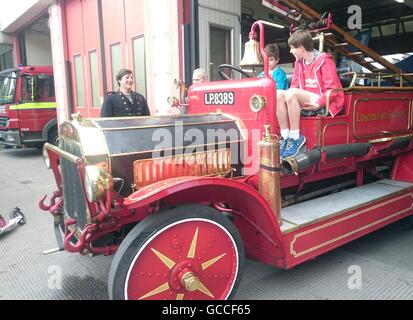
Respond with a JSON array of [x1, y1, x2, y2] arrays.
[[300, 108, 326, 117]]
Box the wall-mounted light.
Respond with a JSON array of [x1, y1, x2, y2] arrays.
[[395, 0, 404, 3]]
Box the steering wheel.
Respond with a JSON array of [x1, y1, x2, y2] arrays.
[[218, 64, 252, 80]]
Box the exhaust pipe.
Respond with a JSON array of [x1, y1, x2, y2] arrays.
[[281, 143, 372, 175]]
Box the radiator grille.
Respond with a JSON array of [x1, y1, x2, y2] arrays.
[[60, 138, 89, 229], [133, 149, 231, 189], [0, 117, 8, 127]]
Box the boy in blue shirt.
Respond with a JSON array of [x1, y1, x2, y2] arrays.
[[259, 43, 288, 90]]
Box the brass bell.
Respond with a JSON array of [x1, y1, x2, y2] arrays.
[[240, 38, 263, 69]]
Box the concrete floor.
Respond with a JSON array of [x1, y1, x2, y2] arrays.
[[1, 146, 413, 300]]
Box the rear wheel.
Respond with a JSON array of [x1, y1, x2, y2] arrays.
[[108, 205, 244, 300]]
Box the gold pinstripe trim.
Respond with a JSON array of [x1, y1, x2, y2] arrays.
[[290, 192, 413, 258]]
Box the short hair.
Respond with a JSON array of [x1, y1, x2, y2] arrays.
[[193, 68, 208, 82], [116, 68, 133, 84], [288, 30, 314, 51], [264, 43, 280, 59]]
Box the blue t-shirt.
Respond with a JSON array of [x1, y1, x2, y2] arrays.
[[259, 66, 288, 90]]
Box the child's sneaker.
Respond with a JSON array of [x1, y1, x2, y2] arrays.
[[281, 135, 306, 159]]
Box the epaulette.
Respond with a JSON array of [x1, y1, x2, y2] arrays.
[[106, 91, 116, 96]]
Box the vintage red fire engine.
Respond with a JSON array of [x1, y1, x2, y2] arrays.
[[40, 20, 413, 300]]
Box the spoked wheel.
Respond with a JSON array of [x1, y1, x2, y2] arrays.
[[109, 205, 244, 300]]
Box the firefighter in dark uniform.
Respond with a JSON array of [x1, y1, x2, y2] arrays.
[[101, 68, 150, 117]]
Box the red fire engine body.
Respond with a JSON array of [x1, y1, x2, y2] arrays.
[[0, 66, 56, 148], [40, 21, 413, 300]]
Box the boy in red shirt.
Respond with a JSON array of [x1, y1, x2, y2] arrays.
[[277, 30, 345, 158]]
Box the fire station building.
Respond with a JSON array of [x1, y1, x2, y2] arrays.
[[0, 0, 412, 124]]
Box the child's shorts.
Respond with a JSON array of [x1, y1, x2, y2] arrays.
[[309, 92, 320, 104]]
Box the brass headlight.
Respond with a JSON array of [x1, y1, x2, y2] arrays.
[[250, 95, 266, 112], [84, 165, 113, 202], [43, 146, 51, 169]]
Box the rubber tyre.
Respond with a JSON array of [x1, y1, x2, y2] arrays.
[[108, 205, 245, 300], [47, 127, 58, 146]]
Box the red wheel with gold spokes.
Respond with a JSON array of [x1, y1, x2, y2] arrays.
[[108, 205, 244, 300]]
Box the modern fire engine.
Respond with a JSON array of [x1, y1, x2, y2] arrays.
[[40, 1, 413, 300], [0, 66, 56, 148]]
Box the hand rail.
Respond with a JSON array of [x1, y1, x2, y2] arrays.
[[342, 72, 413, 88], [44, 142, 82, 164], [324, 88, 349, 117]]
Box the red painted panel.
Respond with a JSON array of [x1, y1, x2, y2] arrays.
[[102, 0, 126, 91], [124, 0, 145, 91], [65, 0, 105, 118], [65, 0, 85, 115], [300, 118, 321, 148], [16, 108, 56, 132], [352, 93, 412, 139], [124, 0, 144, 37], [322, 121, 350, 145], [392, 151, 413, 182], [318, 116, 353, 170], [64, 0, 152, 117], [81, 0, 101, 115], [188, 77, 277, 173]]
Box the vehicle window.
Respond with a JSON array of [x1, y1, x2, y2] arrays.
[[133, 36, 147, 97], [20, 74, 55, 103], [110, 43, 122, 91], [0, 71, 17, 104], [74, 55, 85, 107], [20, 76, 31, 102], [37, 75, 55, 102], [89, 50, 101, 107]]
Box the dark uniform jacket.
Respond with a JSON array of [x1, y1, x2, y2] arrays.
[[101, 91, 150, 117]]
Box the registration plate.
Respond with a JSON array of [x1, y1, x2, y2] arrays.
[[204, 91, 235, 105]]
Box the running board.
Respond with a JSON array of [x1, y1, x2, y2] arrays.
[[281, 179, 413, 233]]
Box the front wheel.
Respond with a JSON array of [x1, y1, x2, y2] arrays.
[[108, 205, 245, 300], [47, 127, 58, 146]]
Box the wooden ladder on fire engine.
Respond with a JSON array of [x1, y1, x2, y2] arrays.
[[274, 0, 413, 85]]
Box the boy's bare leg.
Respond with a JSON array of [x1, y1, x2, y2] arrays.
[[285, 88, 319, 130], [276, 90, 289, 130]]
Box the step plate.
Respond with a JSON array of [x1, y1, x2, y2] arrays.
[[281, 179, 413, 232]]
